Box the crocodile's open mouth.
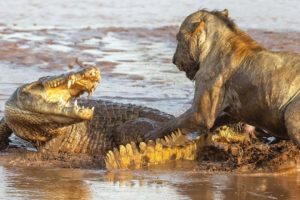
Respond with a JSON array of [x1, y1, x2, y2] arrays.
[[17, 67, 101, 120]]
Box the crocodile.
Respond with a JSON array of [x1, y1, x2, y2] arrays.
[[0, 67, 194, 168], [0, 66, 250, 169]]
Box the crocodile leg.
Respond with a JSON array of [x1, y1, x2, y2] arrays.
[[211, 115, 256, 143], [0, 118, 13, 149], [211, 124, 255, 144]]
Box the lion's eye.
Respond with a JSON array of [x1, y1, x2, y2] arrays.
[[184, 33, 191, 41], [177, 31, 191, 42]]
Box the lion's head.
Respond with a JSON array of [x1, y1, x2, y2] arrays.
[[173, 9, 231, 80]]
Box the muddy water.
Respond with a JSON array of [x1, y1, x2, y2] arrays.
[[0, 166, 229, 200], [1, 164, 300, 200], [0, 0, 300, 199]]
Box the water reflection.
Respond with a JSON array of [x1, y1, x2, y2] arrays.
[[0, 167, 92, 200], [0, 166, 185, 200], [1, 164, 300, 200]]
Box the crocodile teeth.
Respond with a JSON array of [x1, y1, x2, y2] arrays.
[[59, 80, 65, 86], [91, 86, 96, 93], [74, 100, 78, 106], [67, 80, 72, 88], [88, 86, 96, 96], [91, 107, 95, 111]]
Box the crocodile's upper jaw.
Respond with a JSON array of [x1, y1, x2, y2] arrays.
[[14, 67, 101, 121]]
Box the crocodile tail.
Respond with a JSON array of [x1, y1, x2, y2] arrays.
[[105, 130, 210, 170], [105, 124, 252, 170]]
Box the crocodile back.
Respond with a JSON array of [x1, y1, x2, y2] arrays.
[[79, 99, 174, 153]]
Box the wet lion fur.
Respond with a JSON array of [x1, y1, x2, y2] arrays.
[[146, 9, 300, 146]]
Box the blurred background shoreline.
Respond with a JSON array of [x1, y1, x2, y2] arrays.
[[1, 0, 300, 31]]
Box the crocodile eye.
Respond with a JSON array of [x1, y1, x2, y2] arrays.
[[38, 76, 50, 81]]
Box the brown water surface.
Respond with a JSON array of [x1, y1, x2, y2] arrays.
[[0, 0, 300, 199], [1, 164, 300, 200]]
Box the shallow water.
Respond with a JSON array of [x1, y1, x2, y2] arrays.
[[1, 165, 300, 200], [0, 0, 300, 199]]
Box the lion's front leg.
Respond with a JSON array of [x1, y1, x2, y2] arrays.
[[145, 81, 226, 140], [144, 108, 201, 140]]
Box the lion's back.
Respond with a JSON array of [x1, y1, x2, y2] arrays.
[[227, 50, 299, 136], [239, 50, 300, 107], [255, 50, 300, 107]]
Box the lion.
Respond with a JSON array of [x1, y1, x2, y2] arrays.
[[145, 9, 300, 146]]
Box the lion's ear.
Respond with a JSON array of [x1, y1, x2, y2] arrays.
[[221, 9, 229, 18], [192, 21, 206, 45], [192, 21, 206, 37]]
